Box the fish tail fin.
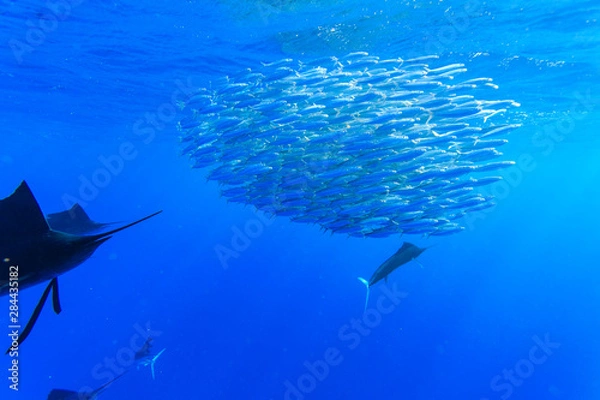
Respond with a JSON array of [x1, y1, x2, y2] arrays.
[[357, 277, 370, 312], [150, 348, 166, 380]]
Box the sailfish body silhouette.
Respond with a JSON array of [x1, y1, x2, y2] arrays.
[[358, 242, 427, 310], [0, 181, 161, 352]]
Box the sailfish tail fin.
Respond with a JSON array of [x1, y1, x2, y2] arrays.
[[149, 348, 166, 380], [357, 277, 370, 312]]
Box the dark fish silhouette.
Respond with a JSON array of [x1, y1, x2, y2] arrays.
[[47, 372, 126, 400], [46, 337, 165, 399], [134, 336, 166, 380], [358, 242, 427, 310], [0, 181, 161, 353]]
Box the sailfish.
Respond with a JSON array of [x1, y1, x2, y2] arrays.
[[47, 372, 127, 400], [358, 242, 427, 311], [46, 337, 166, 399], [0, 181, 161, 353]]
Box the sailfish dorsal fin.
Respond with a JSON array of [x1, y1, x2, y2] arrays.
[[0, 181, 49, 238]]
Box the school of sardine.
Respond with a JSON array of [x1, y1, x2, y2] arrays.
[[179, 52, 521, 238]]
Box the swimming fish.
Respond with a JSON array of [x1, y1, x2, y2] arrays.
[[47, 372, 126, 400], [180, 52, 521, 238], [0, 181, 162, 353], [134, 336, 166, 380], [358, 242, 427, 310]]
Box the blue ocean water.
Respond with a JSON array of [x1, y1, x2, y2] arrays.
[[0, 0, 599, 399]]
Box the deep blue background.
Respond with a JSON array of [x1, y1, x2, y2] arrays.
[[0, 0, 599, 399]]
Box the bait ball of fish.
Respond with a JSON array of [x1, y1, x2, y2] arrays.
[[179, 52, 521, 238]]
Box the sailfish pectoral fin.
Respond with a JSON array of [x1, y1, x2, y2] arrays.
[[357, 277, 370, 313], [6, 278, 60, 354], [414, 258, 425, 269], [51, 278, 62, 314]]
